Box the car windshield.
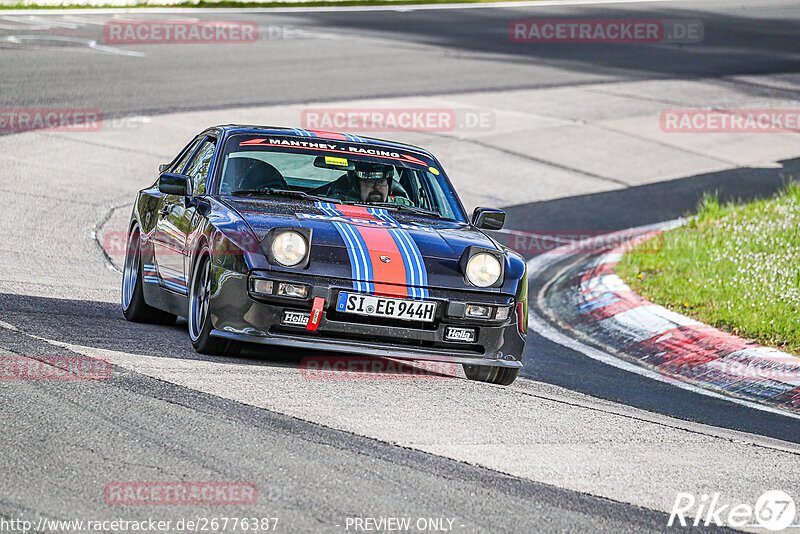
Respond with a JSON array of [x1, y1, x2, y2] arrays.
[[217, 133, 466, 221]]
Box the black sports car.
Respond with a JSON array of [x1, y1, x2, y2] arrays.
[[122, 126, 528, 385]]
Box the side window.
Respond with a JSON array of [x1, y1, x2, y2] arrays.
[[171, 137, 202, 174], [183, 139, 216, 196], [418, 170, 456, 220], [405, 169, 434, 211]]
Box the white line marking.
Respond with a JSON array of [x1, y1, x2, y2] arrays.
[[0, 321, 20, 332], [526, 219, 800, 421], [4, 34, 146, 56], [2, 15, 79, 28]]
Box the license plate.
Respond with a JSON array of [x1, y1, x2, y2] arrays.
[[336, 292, 436, 322]]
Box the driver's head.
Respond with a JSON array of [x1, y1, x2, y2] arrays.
[[350, 162, 393, 202]]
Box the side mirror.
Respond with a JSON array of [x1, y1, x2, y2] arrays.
[[472, 207, 505, 230], [159, 163, 169, 173], [158, 172, 191, 196]]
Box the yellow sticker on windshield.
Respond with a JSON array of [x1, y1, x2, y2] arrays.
[[325, 156, 349, 167], [428, 167, 440, 175]]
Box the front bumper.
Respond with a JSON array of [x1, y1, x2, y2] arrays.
[[208, 268, 526, 368]]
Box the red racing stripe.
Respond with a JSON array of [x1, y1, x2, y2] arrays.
[[305, 130, 349, 141], [334, 205, 409, 298]]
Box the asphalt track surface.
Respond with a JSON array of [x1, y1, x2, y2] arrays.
[[1, 0, 800, 115], [2, 0, 800, 531]]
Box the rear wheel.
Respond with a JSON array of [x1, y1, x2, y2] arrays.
[[463, 364, 519, 386], [122, 226, 177, 325], [188, 251, 240, 356]]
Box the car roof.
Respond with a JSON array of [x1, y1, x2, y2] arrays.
[[214, 125, 435, 157]]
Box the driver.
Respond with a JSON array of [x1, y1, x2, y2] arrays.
[[354, 163, 393, 202], [330, 162, 412, 205]]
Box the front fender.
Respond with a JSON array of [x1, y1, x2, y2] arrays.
[[186, 198, 269, 282], [500, 246, 527, 297]]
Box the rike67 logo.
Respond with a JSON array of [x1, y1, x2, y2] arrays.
[[670, 490, 798, 531]]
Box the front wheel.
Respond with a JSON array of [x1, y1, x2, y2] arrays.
[[188, 251, 240, 356], [122, 226, 177, 325], [463, 364, 519, 386]]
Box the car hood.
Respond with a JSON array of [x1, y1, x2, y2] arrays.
[[224, 198, 500, 291]]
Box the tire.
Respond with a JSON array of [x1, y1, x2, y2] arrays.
[[122, 226, 177, 325], [188, 250, 240, 356], [463, 364, 519, 386]]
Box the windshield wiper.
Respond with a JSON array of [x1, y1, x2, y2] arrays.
[[230, 188, 336, 203], [362, 202, 442, 219]]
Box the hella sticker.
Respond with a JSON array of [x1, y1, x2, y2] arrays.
[[444, 326, 477, 343]]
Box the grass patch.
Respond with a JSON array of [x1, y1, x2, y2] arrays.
[[617, 180, 800, 356], [0, 0, 542, 10]]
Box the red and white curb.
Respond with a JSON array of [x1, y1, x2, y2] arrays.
[[526, 220, 800, 418]]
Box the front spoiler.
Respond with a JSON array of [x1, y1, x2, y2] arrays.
[[210, 329, 523, 369]]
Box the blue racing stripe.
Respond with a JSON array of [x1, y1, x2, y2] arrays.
[[366, 209, 415, 298], [391, 228, 424, 299], [371, 209, 429, 299], [162, 280, 189, 294], [331, 208, 374, 293], [342, 222, 374, 294], [361, 137, 433, 157], [334, 220, 368, 292], [156, 265, 187, 284], [388, 228, 418, 298], [316, 202, 373, 293], [143, 263, 188, 292]]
